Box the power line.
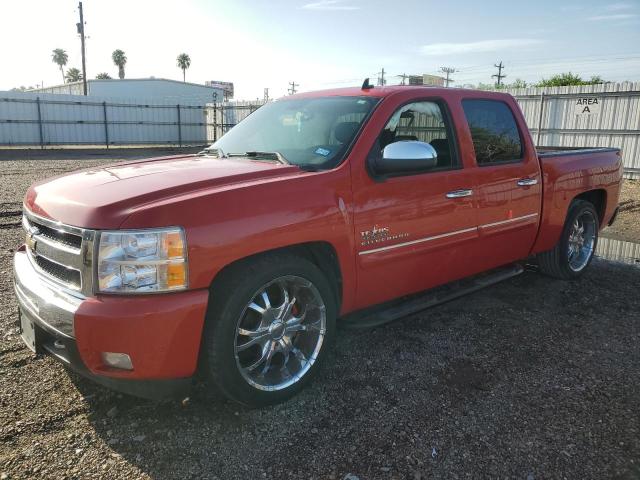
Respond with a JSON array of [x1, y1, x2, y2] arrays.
[[397, 73, 408, 85], [440, 67, 456, 87], [377, 68, 386, 86], [287, 81, 299, 95], [492, 61, 506, 86]]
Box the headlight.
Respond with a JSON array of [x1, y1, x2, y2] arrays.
[[97, 227, 188, 293]]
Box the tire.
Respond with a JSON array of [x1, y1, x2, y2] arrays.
[[537, 200, 600, 280], [201, 252, 337, 407]]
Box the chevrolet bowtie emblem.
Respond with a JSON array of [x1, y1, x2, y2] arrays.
[[25, 227, 39, 252]]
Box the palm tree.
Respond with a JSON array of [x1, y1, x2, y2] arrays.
[[112, 49, 127, 79], [65, 67, 83, 83], [51, 48, 68, 84], [176, 53, 191, 82], [95, 72, 112, 79]]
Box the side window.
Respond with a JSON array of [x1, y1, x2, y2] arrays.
[[379, 101, 457, 170], [461, 99, 523, 165]]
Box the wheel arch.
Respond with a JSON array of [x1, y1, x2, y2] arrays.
[[208, 241, 343, 312], [572, 188, 607, 226]]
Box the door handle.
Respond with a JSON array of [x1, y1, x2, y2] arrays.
[[517, 178, 538, 186], [446, 189, 473, 199]]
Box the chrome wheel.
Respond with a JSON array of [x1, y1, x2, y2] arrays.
[[234, 275, 327, 391], [567, 210, 597, 272]]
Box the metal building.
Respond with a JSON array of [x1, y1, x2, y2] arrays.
[[27, 78, 224, 106]]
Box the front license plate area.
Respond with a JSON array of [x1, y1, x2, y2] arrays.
[[19, 309, 37, 353]]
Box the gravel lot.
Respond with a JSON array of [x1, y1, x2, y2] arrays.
[[606, 178, 640, 243], [1, 151, 639, 479]]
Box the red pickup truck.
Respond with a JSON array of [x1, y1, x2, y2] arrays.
[[14, 85, 622, 407]]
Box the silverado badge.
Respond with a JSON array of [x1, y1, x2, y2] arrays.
[[360, 225, 409, 247]]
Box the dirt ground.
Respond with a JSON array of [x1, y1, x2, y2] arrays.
[[605, 178, 640, 243], [1, 151, 639, 479]]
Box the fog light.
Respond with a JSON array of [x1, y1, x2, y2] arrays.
[[101, 352, 133, 370]]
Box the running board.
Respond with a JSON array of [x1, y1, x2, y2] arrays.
[[340, 263, 524, 330]]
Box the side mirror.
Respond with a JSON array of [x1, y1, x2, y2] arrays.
[[372, 141, 438, 176]]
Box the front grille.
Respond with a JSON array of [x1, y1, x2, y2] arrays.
[[23, 210, 94, 295], [33, 254, 82, 289], [31, 221, 82, 250]]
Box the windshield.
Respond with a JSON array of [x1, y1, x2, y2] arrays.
[[209, 96, 379, 169]]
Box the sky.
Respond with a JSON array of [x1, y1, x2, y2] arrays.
[[2, 0, 640, 99]]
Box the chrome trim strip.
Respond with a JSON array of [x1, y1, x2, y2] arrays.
[[480, 213, 538, 229], [22, 206, 85, 236], [358, 213, 539, 256], [359, 227, 478, 255]]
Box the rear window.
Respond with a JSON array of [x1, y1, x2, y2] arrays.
[[462, 99, 523, 165]]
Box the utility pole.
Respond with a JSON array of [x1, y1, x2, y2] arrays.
[[377, 68, 386, 86], [288, 81, 299, 95], [263, 88, 269, 102], [77, 2, 87, 95], [492, 61, 506, 87], [398, 73, 408, 86], [440, 67, 456, 87]]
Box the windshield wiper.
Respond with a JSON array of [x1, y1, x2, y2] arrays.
[[228, 151, 289, 165]]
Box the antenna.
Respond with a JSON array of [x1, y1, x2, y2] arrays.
[[362, 78, 374, 90]]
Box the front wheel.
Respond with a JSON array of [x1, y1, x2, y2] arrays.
[[537, 200, 600, 279], [201, 253, 336, 407]]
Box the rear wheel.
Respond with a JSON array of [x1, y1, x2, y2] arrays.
[[537, 200, 599, 279], [201, 253, 336, 407]]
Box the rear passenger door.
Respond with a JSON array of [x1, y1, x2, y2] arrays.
[[461, 98, 542, 270]]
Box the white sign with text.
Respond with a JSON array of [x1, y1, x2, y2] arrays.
[[574, 97, 602, 115]]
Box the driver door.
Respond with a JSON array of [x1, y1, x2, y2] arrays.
[[350, 99, 480, 308]]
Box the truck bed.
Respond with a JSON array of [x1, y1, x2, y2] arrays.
[[532, 145, 622, 255]]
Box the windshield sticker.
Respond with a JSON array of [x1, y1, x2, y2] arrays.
[[315, 147, 331, 157]]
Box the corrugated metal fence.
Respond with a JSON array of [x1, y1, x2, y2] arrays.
[[1, 85, 639, 179], [0, 91, 211, 147], [205, 86, 640, 179], [503, 82, 640, 179]]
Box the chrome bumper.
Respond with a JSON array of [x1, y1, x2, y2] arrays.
[[13, 250, 84, 338]]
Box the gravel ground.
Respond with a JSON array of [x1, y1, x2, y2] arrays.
[[605, 179, 640, 243], [1, 152, 639, 479]]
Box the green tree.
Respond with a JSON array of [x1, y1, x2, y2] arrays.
[[508, 78, 528, 89], [112, 49, 127, 79], [65, 67, 83, 83], [475, 82, 495, 90], [95, 72, 112, 79], [51, 48, 68, 84], [536, 72, 607, 87], [176, 53, 191, 82]]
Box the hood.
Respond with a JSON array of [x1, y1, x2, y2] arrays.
[[25, 154, 303, 229]]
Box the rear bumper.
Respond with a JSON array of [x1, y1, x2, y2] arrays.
[[13, 249, 210, 399]]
